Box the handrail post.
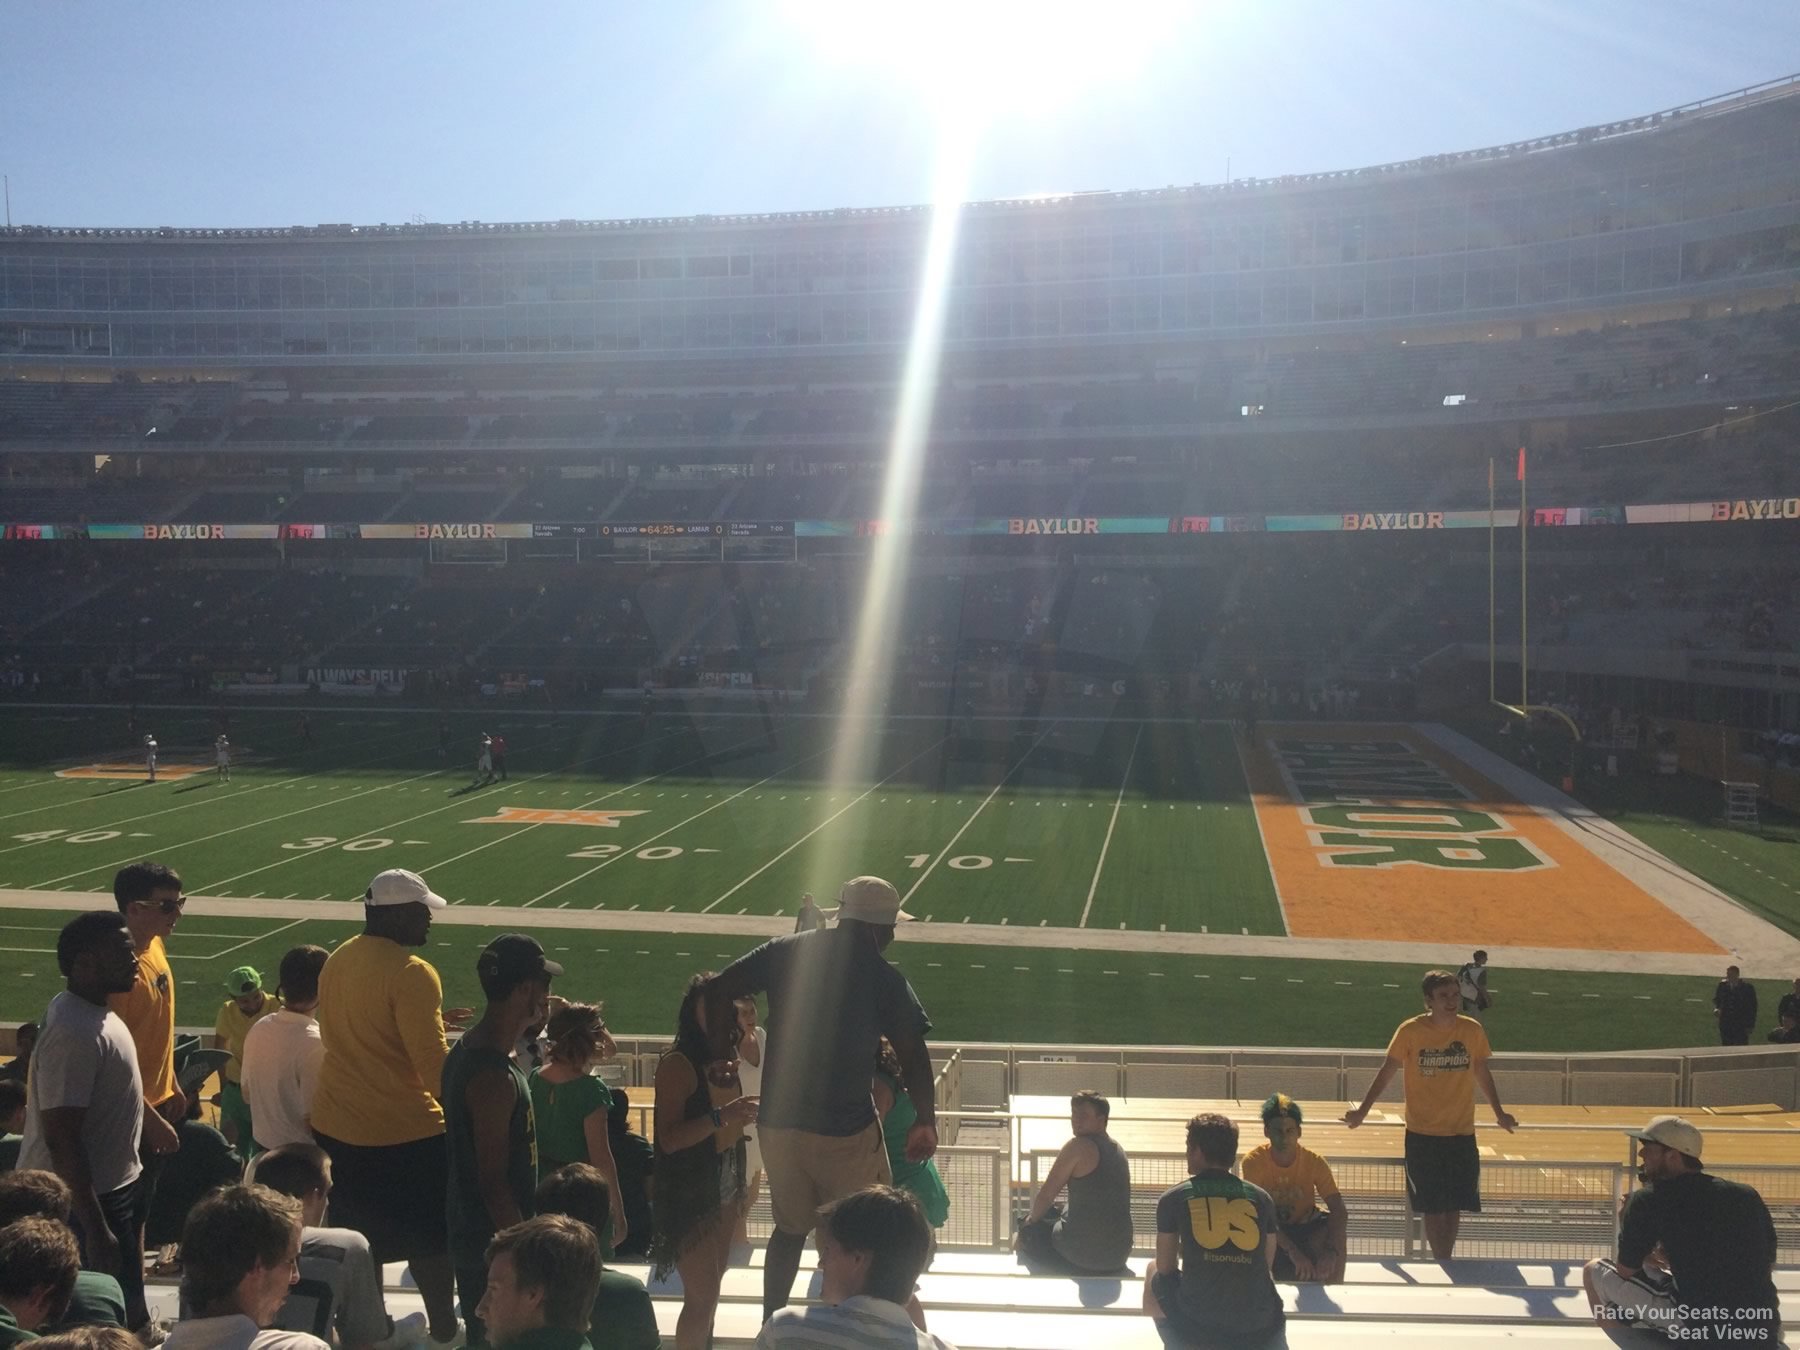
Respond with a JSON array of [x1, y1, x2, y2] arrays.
[[993, 1149, 1011, 1251]]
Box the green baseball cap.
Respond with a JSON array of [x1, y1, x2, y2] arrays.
[[225, 966, 263, 996]]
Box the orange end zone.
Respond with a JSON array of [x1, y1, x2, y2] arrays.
[[1240, 724, 1724, 955]]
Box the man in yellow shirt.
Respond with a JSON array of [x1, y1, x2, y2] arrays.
[[310, 868, 466, 1347], [1344, 970, 1517, 1260], [211, 966, 274, 1161], [107, 861, 186, 1335], [1241, 1094, 1348, 1283]]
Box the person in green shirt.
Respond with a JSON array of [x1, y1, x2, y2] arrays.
[[528, 1003, 626, 1253], [477, 1215, 602, 1350], [534, 1165, 660, 1350], [0, 1217, 81, 1347]]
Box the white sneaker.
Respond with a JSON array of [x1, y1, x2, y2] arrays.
[[426, 1323, 463, 1350], [374, 1312, 430, 1349]]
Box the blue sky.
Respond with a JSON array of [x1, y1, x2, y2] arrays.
[[4, 1, 1797, 228]]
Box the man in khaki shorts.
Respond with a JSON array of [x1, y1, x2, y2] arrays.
[[708, 876, 938, 1324]]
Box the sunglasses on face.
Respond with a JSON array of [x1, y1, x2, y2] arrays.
[[135, 897, 186, 915]]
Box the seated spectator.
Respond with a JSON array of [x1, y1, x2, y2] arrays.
[[757, 1186, 953, 1350], [0, 1173, 125, 1332], [476, 1216, 602, 1350], [1144, 1114, 1284, 1350], [0, 1217, 82, 1348], [1240, 1095, 1347, 1283], [1015, 1091, 1132, 1276], [532, 1165, 659, 1350], [0, 1024, 35, 1086], [603, 1094, 651, 1263], [145, 1092, 242, 1251], [1583, 1116, 1779, 1344], [0, 1082, 25, 1171], [165, 1184, 329, 1350], [249, 1144, 425, 1350], [240, 947, 328, 1153]]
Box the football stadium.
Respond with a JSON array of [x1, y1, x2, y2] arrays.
[[3, 55, 1800, 1350]]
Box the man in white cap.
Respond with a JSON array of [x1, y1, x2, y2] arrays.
[[707, 876, 937, 1325], [1582, 1115, 1779, 1343], [309, 869, 468, 1348]]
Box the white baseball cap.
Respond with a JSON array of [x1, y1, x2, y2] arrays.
[[365, 867, 447, 910], [835, 876, 914, 925], [1627, 1115, 1703, 1160]]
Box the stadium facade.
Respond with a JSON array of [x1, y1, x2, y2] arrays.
[[1, 77, 1798, 738], [4, 76, 1800, 365]]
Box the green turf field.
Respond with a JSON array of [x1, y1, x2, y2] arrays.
[[0, 705, 1280, 932], [0, 702, 1793, 1053]]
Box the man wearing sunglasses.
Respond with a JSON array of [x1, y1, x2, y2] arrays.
[[110, 863, 188, 1147], [108, 860, 188, 1323]]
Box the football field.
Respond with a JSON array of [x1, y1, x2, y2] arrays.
[[0, 702, 1796, 1052], [0, 706, 1280, 931]]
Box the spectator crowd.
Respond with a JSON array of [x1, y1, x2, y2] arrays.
[[0, 863, 1786, 1349]]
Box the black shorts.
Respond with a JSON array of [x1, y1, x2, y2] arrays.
[[314, 1130, 449, 1259], [1150, 1271, 1287, 1349], [1270, 1212, 1334, 1281], [1404, 1130, 1480, 1215]]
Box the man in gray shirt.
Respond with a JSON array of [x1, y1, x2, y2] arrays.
[[708, 876, 936, 1324], [1145, 1113, 1285, 1350], [18, 911, 149, 1331], [1016, 1091, 1133, 1275]]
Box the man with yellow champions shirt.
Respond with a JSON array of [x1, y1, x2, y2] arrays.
[[1344, 970, 1518, 1261], [1240, 1094, 1348, 1283], [310, 868, 472, 1348]]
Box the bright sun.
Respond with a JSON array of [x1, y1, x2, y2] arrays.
[[774, 0, 1188, 130]]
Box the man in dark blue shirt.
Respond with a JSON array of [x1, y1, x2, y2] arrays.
[[707, 876, 936, 1325], [1583, 1115, 1779, 1344]]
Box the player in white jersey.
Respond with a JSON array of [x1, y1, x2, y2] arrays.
[[215, 734, 232, 781], [144, 734, 158, 782]]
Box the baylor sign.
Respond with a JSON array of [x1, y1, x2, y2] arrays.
[[1274, 740, 1552, 872]]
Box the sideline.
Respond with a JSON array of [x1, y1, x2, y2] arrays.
[[0, 887, 1779, 978]]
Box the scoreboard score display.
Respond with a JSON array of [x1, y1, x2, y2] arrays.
[[598, 521, 792, 538]]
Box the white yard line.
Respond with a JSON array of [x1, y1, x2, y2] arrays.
[[26, 764, 454, 890], [0, 724, 430, 829], [1079, 726, 1142, 929], [194, 916, 311, 962], [521, 739, 836, 908], [899, 728, 1056, 908], [187, 728, 695, 897], [413, 727, 720, 875], [1230, 725, 1293, 936], [702, 735, 952, 914]]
